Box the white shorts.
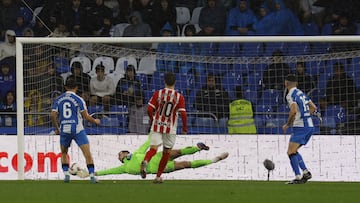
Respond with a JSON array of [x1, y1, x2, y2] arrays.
[[150, 132, 176, 149]]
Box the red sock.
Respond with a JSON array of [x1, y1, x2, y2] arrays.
[[156, 152, 170, 177], [144, 148, 157, 163]]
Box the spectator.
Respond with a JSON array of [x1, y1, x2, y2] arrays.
[[132, 0, 155, 29], [178, 24, 203, 75], [262, 50, 291, 90], [156, 22, 180, 73], [128, 91, 150, 134], [252, 2, 276, 35], [0, 30, 16, 61], [89, 64, 116, 112], [12, 14, 29, 37], [0, 0, 20, 35], [122, 11, 152, 50], [299, 0, 325, 27], [0, 90, 16, 127], [66, 61, 92, 103], [151, 0, 177, 37], [227, 86, 256, 134], [115, 64, 143, 106], [112, 0, 132, 24], [32, 18, 51, 37], [38, 63, 64, 98], [225, 0, 257, 36], [63, 0, 90, 36], [51, 20, 70, 37], [24, 89, 45, 126], [97, 15, 115, 37], [331, 12, 357, 52], [0, 61, 15, 100], [326, 62, 357, 112], [294, 61, 314, 94], [195, 72, 230, 119], [198, 0, 227, 35], [86, 0, 113, 36], [271, 0, 304, 35], [198, 0, 236, 11], [22, 27, 34, 37]]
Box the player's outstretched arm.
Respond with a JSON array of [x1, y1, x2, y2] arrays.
[[50, 110, 60, 134], [81, 110, 100, 125]]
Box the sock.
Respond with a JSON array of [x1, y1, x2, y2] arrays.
[[87, 164, 95, 174], [296, 152, 307, 171], [289, 153, 301, 176], [144, 148, 157, 163], [62, 163, 69, 172], [180, 146, 199, 155], [156, 152, 170, 177], [190, 160, 212, 168]]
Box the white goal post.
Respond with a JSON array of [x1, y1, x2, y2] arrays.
[[14, 36, 360, 180]]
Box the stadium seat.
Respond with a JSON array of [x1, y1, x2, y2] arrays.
[[254, 104, 274, 128], [321, 23, 334, 35], [324, 105, 347, 124], [263, 42, 288, 56], [176, 72, 195, 93], [302, 22, 320, 36], [241, 42, 264, 57], [222, 71, 243, 100], [90, 56, 115, 77], [113, 23, 130, 37], [218, 117, 228, 134], [191, 116, 219, 134], [70, 56, 92, 74], [287, 42, 310, 56], [176, 7, 191, 25], [136, 73, 149, 90], [218, 42, 241, 57], [138, 55, 157, 75], [149, 71, 165, 91], [258, 89, 283, 108], [190, 7, 202, 25], [109, 105, 128, 129], [307, 88, 326, 104]]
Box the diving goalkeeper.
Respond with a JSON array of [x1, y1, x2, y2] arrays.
[[77, 139, 228, 178]]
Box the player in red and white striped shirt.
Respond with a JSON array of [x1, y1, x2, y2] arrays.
[[140, 72, 187, 183]]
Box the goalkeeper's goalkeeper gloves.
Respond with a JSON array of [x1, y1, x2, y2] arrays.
[[313, 110, 322, 124]]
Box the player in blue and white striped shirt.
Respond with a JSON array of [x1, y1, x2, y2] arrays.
[[51, 76, 100, 183], [282, 74, 319, 184]]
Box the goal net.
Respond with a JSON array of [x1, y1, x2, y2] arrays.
[[9, 36, 360, 180]]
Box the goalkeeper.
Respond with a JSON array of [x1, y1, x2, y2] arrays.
[[77, 139, 228, 178]]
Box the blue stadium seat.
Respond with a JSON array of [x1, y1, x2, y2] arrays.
[[136, 73, 149, 90], [307, 88, 326, 104], [176, 72, 195, 93], [241, 42, 264, 57], [87, 105, 104, 115], [218, 42, 241, 57], [258, 89, 283, 108], [222, 71, 243, 100], [254, 104, 274, 128], [243, 87, 258, 104], [302, 22, 320, 36], [317, 72, 331, 90], [109, 105, 128, 129], [149, 71, 165, 91], [190, 116, 219, 134], [218, 117, 228, 134], [287, 42, 310, 56], [263, 42, 288, 56]]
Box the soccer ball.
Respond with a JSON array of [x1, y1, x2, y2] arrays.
[[69, 163, 81, 175]]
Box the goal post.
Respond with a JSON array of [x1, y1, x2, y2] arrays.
[[14, 36, 360, 180]]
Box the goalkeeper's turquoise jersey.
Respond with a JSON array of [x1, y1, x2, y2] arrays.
[[96, 140, 174, 176]]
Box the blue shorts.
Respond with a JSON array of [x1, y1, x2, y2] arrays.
[[290, 127, 314, 145], [60, 130, 89, 148]]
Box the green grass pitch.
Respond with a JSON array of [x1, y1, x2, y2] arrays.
[[0, 180, 359, 203]]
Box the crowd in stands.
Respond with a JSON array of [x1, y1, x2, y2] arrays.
[[1, 0, 360, 134]]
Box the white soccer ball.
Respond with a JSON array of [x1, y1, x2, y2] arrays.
[[69, 163, 81, 175]]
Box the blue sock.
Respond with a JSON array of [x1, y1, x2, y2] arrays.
[[62, 163, 69, 172], [296, 152, 307, 171], [289, 154, 301, 176], [87, 164, 95, 174]]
